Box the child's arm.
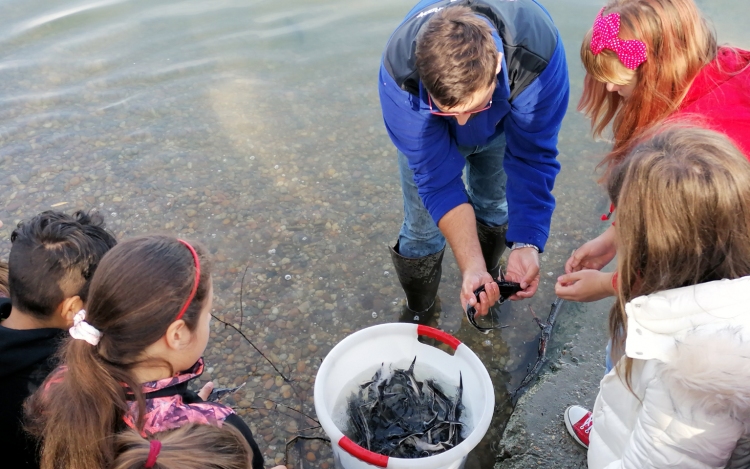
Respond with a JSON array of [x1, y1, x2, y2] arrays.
[[565, 224, 617, 274], [555, 270, 615, 302]]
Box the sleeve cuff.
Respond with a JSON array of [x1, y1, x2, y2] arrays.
[[506, 225, 549, 253]]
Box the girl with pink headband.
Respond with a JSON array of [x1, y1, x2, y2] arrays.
[[24, 236, 285, 469], [556, 1, 750, 310]]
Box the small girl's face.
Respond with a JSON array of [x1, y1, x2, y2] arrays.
[[605, 74, 638, 98], [184, 277, 214, 368]]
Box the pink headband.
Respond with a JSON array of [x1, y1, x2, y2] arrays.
[[145, 439, 162, 468], [176, 240, 200, 321], [590, 7, 647, 70]]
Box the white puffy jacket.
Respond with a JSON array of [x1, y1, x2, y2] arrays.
[[588, 277, 750, 469]]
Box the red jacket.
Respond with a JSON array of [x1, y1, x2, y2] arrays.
[[675, 47, 750, 157]]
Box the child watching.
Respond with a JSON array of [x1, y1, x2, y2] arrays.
[[113, 424, 255, 469], [564, 127, 750, 468], [25, 236, 283, 469], [558, 0, 750, 302], [0, 210, 116, 468]]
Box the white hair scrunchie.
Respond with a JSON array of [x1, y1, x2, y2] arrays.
[[69, 310, 102, 346]]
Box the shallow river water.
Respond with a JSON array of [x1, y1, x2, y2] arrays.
[[0, 0, 747, 467]]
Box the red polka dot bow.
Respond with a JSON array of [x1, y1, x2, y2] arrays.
[[590, 7, 647, 70]]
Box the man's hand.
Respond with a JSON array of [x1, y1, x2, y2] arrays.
[[565, 225, 617, 273], [438, 204, 503, 318], [461, 268, 499, 317], [555, 269, 615, 302], [505, 247, 540, 300]]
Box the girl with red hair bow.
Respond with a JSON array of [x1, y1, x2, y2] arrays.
[[556, 0, 750, 303]]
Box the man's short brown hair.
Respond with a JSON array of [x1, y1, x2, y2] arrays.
[[415, 6, 498, 108]]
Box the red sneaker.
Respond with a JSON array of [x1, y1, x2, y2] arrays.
[[564, 405, 592, 449]]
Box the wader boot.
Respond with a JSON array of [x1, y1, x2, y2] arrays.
[[476, 221, 508, 280], [389, 241, 445, 327]]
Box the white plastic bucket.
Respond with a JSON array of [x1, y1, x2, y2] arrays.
[[314, 324, 494, 469]]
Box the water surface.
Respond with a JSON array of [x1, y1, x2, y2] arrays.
[[0, 0, 747, 466]]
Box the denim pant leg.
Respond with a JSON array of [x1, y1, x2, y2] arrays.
[[463, 133, 509, 228], [397, 150, 446, 258], [605, 339, 614, 374]]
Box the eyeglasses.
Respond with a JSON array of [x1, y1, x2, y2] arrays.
[[427, 93, 493, 117]]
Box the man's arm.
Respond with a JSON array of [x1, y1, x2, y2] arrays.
[[438, 203, 499, 316], [503, 35, 570, 296]]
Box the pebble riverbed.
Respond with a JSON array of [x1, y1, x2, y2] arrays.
[[4, 0, 728, 466]]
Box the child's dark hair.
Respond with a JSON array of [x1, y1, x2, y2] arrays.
[[9, 210, 117, 318], [25, 235, 212, 469], [113, 424, 253, 469]]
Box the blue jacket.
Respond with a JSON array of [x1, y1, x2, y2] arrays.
[[379, 0, 569, 250]]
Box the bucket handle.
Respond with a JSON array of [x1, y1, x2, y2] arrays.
[[417, 325, 461, 351], [339, 436, 389, 467]]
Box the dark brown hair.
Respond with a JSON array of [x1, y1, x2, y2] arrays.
[[113, 424, 253, 469], [25, 235, 212, 469], [579, 0, 717, 179], [606, 126, 750, 384], [9, 210, 117, 318], [416, 5, 498, 108]]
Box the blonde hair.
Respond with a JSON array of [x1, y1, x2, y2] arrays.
[[113, 424, 254, 469], [0, 261, 8, 297], [580, 0, 717, 178], [607, 126, 750, 382]]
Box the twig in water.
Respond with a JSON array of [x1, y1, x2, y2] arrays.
[[239, 405, 320, 429], [512, 298, 564, 402], [211, 313, 293, 383], [263, 397, 319, 425], [285, 435, 331, 467], [239, 265, 249, 332]]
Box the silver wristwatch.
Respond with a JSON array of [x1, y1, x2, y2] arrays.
[[510, 242, 540, 252]]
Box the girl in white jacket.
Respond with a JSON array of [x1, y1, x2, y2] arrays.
[[566, 126, 750, 469]]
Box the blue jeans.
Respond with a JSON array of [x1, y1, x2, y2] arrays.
[[605, 340, 614, 374], [397, 133, 509, 258]]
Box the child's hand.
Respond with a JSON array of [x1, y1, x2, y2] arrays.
[[197, 381, 214, 400], [565, 225, 617, 273], [555, 270, 615, 302]]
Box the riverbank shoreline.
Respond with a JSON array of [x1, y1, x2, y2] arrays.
[[494, 298, 613, 469]]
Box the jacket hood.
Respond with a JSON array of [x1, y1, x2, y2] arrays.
[[0, 299, 67, 378], [682, 47, 750, 109], [624, 277, 750, 418]]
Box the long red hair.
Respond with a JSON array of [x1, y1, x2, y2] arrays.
[[579, 0, 717, 178]]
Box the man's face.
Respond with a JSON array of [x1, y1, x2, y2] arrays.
[[430, 83, 495, 126], [429, 52, 502, 126]]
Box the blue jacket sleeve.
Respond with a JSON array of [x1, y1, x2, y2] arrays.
[[503, 35, 569, 251], [378, 65, 468, 223]]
